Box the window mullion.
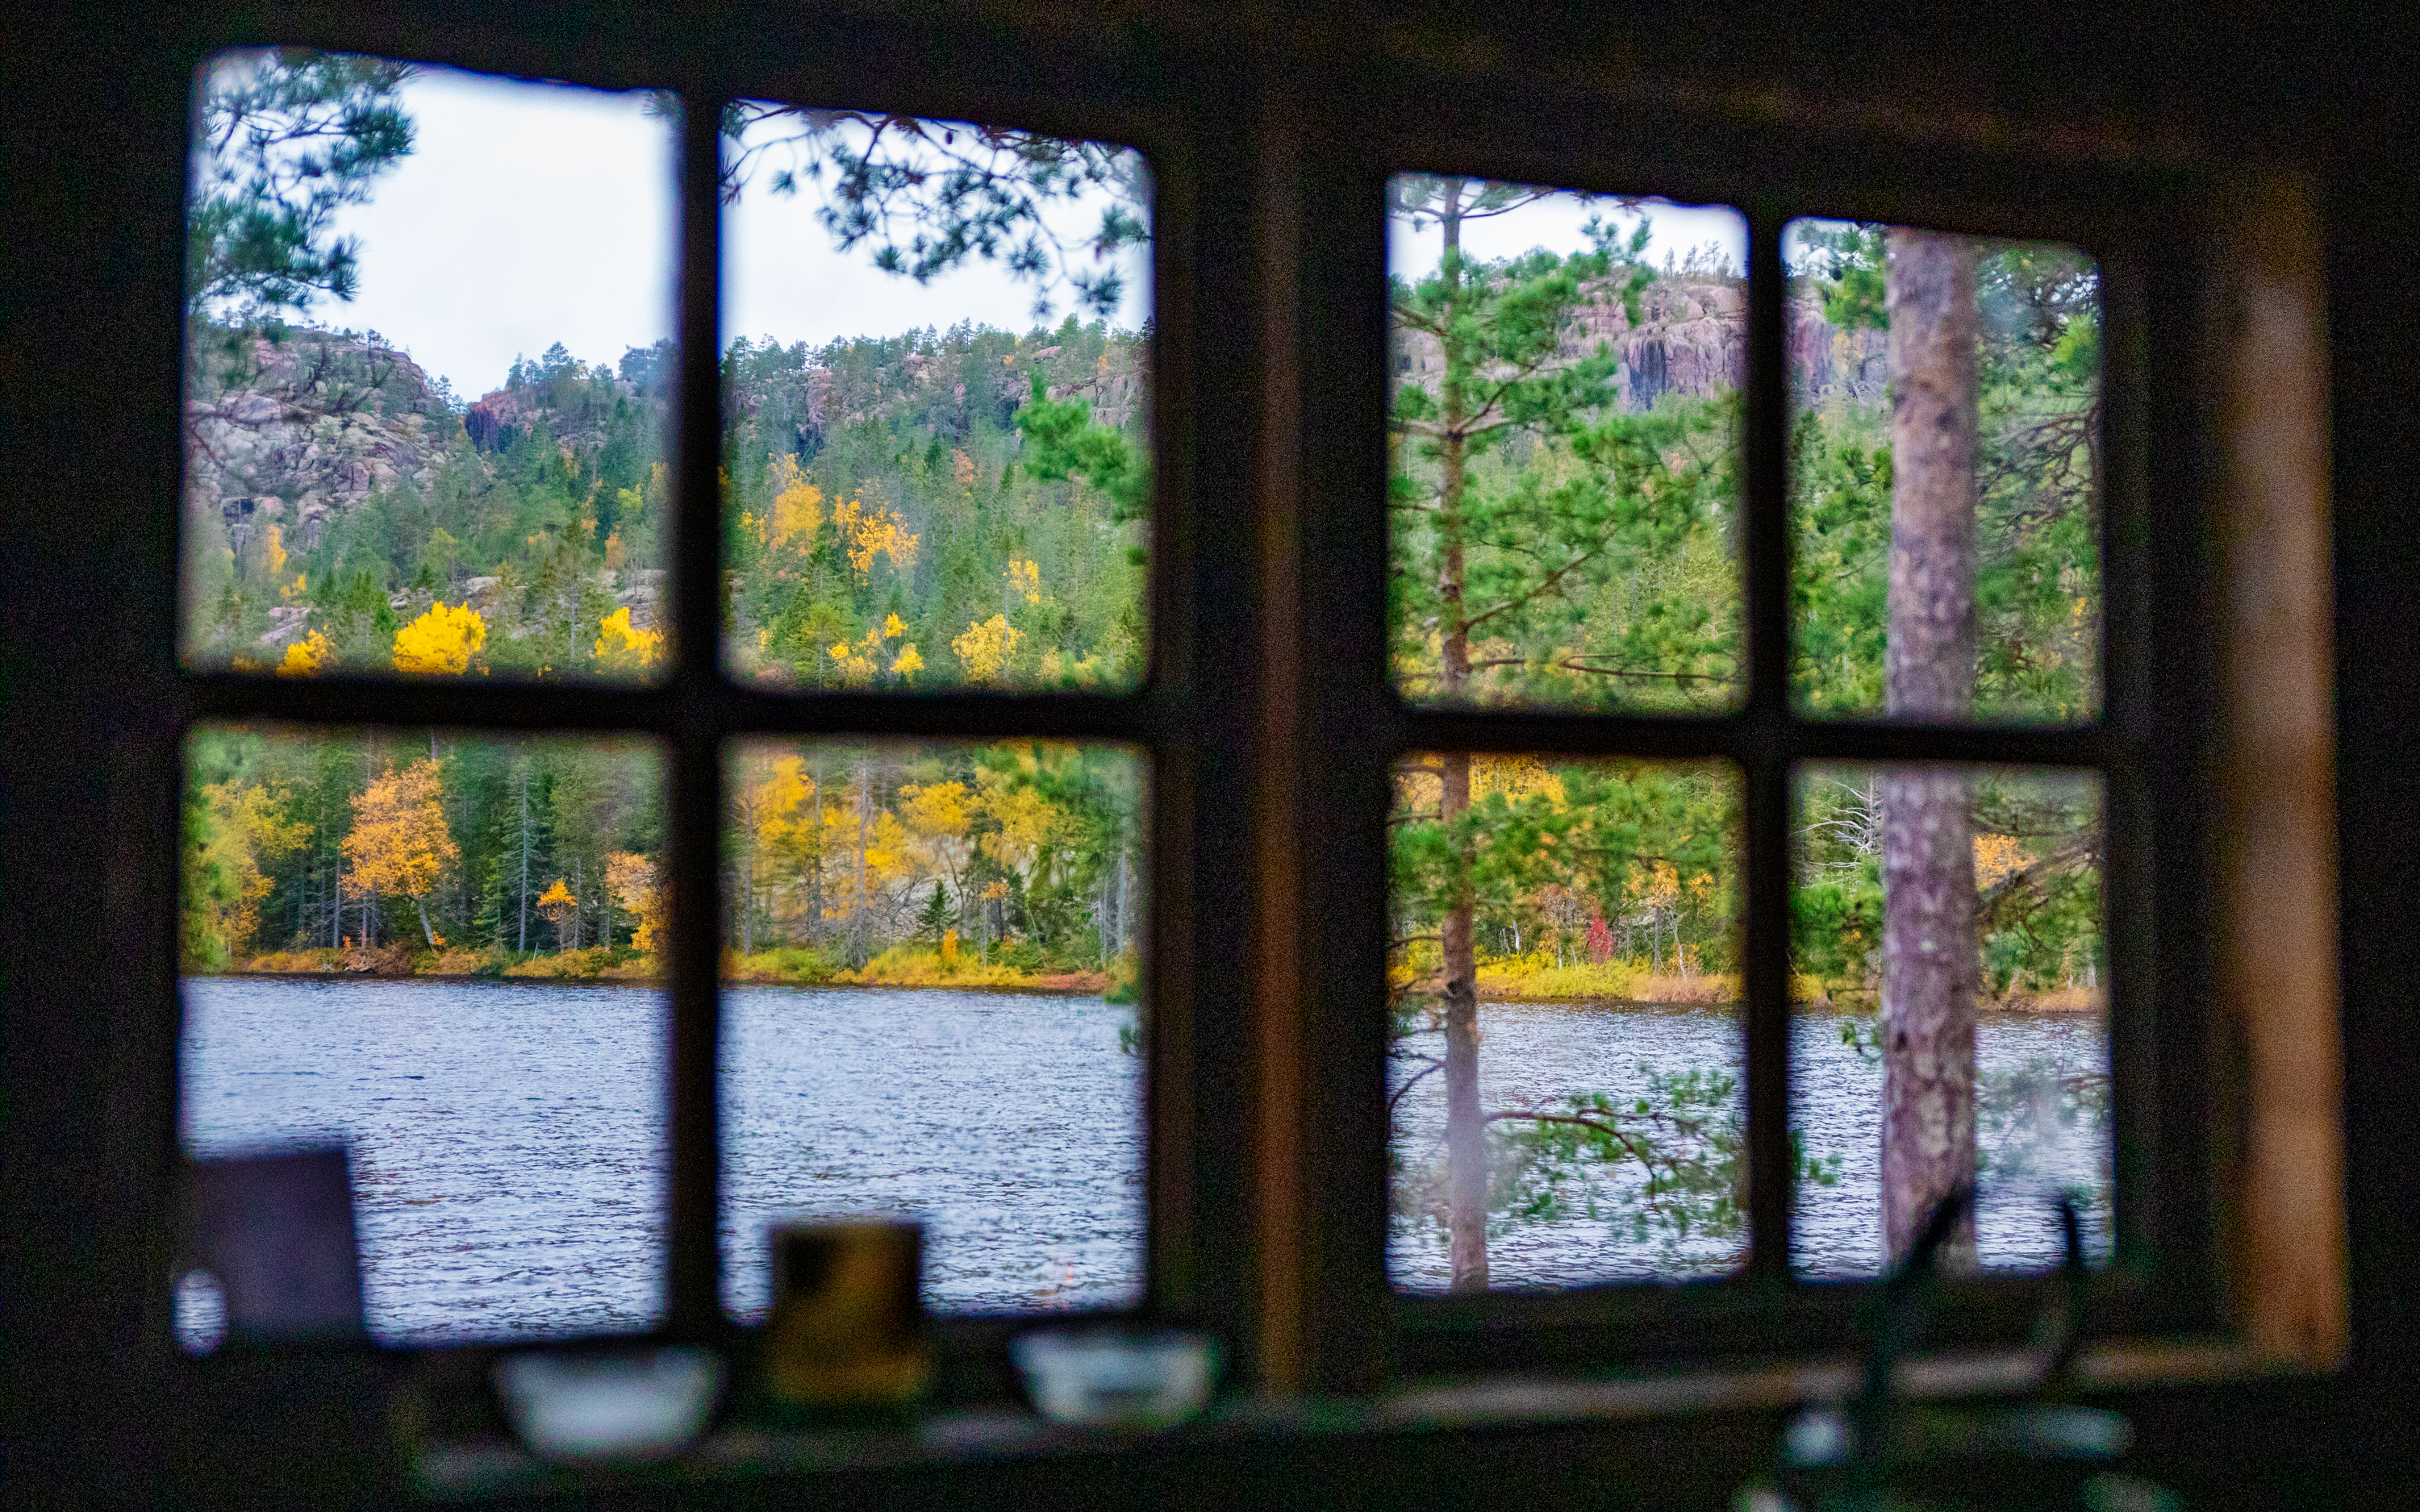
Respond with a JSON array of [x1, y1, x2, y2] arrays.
[[1742, 206, 1796, 1282], [666, 86, 730, 1336]]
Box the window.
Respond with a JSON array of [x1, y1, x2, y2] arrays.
[[42, 7, 2334, 1490], [170, 51, 1182, 1368], [1350, 160, 2155, 1372]]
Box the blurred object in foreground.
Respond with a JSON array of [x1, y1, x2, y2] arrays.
[[761, 1220, 930, 1412], [491, 1346, 724, 1463], [180, 1146, 364, 1347], [1738, 1193, 2177, 1512], [1009, 1327, 1218, 1427]]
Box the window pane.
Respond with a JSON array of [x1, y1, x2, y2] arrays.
[[1791, 764, 2111, 1275], [181, 53, 678, 681], [179, 725, 667, 1343], [1387, 177, 1746, 712], [720, 107, 1152, 693], [1389, 755, 1743, 1290], [1787, 221, 2103, 723], [719, 739, 1146, 1318]]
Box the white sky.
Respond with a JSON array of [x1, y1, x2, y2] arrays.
[[316, 67, 1150, 402], [309, 68, 1747, 402], [1388, 190, 1747, 281], [321, 69, 678, 401]]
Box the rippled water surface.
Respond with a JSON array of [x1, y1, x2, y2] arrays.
[[185, 981, 2101, 1340], [1388, 1002, 2109, 1290], [718, 985, 1143, 1320], [181, 978, 1143, 1343], [181, 978, 670, 1343]]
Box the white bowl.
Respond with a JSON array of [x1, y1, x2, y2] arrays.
[[491, 1346, 724, 1463], [1008, 1328, 1217, 1427]]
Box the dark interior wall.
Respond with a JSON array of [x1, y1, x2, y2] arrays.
[[5, 2, 2417, 1505]]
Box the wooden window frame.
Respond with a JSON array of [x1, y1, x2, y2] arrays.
[[81, 0, 2339, 1452], [1253, 63, 2342, 1388]]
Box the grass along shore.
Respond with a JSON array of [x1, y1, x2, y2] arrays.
[[220, 943, 2098, 1013], [1402, 951, 2107, 1014], [227, 941, 1141, 999]]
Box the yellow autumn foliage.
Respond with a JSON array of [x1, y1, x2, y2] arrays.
[[595, 606, 664, 672], [830, 494, 920, 578], [605, 851, 666, 954], [341, 760, 458, 910], [1007, 557, 1042, 606], [765, 454, 824, 548], [952, 614, 1024, 683], [392, 601, 486, 675], [1974, 831, 2033, 889], [276, 630, 335, 677]]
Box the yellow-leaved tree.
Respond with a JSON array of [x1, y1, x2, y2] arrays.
[[952, 614, 1024, 684], [765, 454, 824, 548], [183, 779, 307, 968], [821, 761, 914, 964], [833, 495, 920, 579], [896, 780, 974, 910], [605, 852, 666, 956], [728, 753, 818, 954], [595, 606, 664, 673], [1006, 557, 1042, 606], [534, 877, 578, 953], [276, 630, 335, 677], [342, 758, 460, 948], [392, 602, 487, 675]]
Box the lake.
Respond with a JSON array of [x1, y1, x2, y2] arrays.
[[179, 978, 2105, 1343]]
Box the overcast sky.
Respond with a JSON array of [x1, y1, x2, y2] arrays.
[[311, 65, 1746, 402], [1387, 188, 1746, 281]]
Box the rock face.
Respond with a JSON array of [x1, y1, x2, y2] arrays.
[[1391, 273, 1887, 414], [185, 327, 462, 550]]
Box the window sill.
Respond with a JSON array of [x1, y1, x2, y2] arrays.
[[409, 1337, 2276, 1501]]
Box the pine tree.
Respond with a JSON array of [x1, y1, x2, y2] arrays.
[[1389, 188, 1725, 1291]]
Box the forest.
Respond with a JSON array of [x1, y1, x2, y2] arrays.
[[182, 727, 1143, 996], [178, 52, 2111, 1281], [180, 317, 1148, 691], [1381, 178, 2106, 1284]]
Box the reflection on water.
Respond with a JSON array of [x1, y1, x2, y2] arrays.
[[1792, 1004, 2113, 1276], [185, 981, 2102, 1339]]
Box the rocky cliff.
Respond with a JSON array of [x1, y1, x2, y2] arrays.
[[1392, 272, 1886, 414], [185, 328, 468, 554]]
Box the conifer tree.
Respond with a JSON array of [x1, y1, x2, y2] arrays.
[[1389, 190, 1728, 1289]]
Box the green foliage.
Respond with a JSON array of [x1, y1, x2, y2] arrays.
[[188, 50, 415, 319], [717, 104, 1148, 320], [1796, 222, 1888, 331], [179, 730, 657, 969], [1389, 240, 1738, 712], [1014, 374, 1149, 520], [1790, 236, 2104, 722], [720, 323, 1149, 693], [1396, 1065, 1840, 1252]]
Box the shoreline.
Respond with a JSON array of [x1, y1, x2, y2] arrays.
[[190, 969, 1120, 998], [191, 971, 2103, 1012], [1475, 992, 2105, 1014]]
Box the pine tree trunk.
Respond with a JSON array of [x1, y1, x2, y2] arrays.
[[1880, 228, 1981, 1268], [1429, 179, 1491, 1293]]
